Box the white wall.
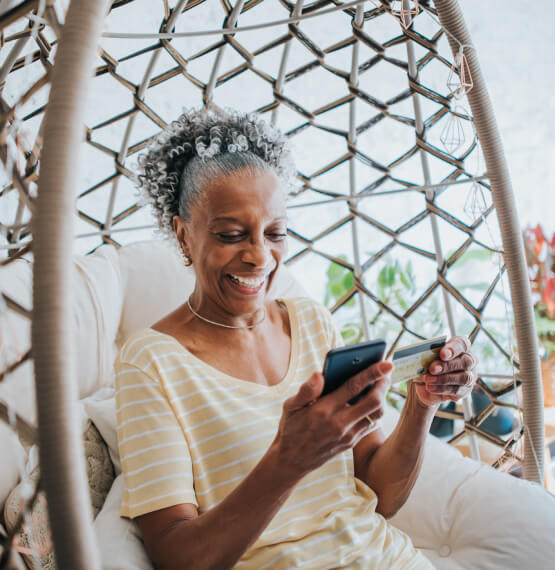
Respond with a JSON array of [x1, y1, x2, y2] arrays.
[[463, 0, 555, 233]]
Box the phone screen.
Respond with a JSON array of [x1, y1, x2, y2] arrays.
[[322, 339, 386, 405]]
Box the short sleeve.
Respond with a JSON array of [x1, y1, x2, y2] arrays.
[[115, 358, 198, 518], [317, 303, 344, 349]]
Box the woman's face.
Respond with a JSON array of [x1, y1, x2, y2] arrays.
[[174, 168, 288, 320]]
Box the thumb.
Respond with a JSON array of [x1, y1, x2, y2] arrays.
[[284, 372, 323, 411]]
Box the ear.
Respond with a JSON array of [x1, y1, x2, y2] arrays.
[[173, 215, 191, 258]]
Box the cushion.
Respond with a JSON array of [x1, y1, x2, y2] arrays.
[[3, 421, 115, 570], [0, 260, 36, 424], [0, 521, 28, 570], [385, 408, 555, 569], [83, 388, 121, 476], [116, 240, 194, 348], [3, 467, 54, 570], [0, 421, 26, 517], [73, 244, 123, 396], [83, 421, 116, 516], [0, 246, 123, 413], [93, 475, 153, 570]]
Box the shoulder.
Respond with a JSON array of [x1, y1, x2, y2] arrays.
[[281, 296, 335, 329], [116, 328, 176, 371], [280, 296, 343, 349]]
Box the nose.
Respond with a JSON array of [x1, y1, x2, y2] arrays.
[[241, 235, 272, 268]]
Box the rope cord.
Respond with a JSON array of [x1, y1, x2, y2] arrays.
[[103, 0, 371, 39]]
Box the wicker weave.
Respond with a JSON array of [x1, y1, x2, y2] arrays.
[[0, 1, 544, 567]]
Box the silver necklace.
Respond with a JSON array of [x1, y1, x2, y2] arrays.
[[187, 298, 266, 330]]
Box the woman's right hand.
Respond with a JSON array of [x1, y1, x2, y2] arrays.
[[272, 361, 392, 482]]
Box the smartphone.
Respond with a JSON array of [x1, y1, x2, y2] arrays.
[[322, 339, 386, 405]]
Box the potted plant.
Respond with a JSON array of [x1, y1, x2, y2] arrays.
[[523, 224, 555, 406]]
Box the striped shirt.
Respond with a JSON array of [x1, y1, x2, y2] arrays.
[[115, 297, 432, 569]]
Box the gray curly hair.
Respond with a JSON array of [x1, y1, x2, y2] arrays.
[[137, 107, 295, 245]]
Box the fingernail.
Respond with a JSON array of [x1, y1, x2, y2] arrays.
[[443, 348, 454, 360], [378, 361, 393, 375], [430, 363, 443, 374]]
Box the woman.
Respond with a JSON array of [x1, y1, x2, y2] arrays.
[[115, 107, 477, 569]]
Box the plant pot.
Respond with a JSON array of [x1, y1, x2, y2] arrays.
[[541, 354, 555, 407]]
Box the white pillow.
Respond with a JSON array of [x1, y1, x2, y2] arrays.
[[387, 406, 555, 569], [73, 244, 123, 396], [116, 240, 195, 348], [0, 260, 36, 422], [83, 388, 121, 476], [94, 474, 153, 570], [0, 246, 123, 407]]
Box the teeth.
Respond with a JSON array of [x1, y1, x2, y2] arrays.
[[228, 274, 265, 288]]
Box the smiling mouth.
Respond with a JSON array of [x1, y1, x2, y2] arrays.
[[227, 273, 267, 291]]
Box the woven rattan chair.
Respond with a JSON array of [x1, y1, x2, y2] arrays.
[[1, 1, 552, 567]]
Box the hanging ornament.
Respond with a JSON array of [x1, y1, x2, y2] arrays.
[[390, 0, 421, 30], [447, 47, 473, 98], [440, 105, 467, 155], [464, 181, 488, 222]]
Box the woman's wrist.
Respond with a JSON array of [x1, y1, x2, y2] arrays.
[[406, 380, 440, 415], [261, 441, 305, 494], [399, 382, 439, 439]]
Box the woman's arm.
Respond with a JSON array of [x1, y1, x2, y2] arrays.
[[138, 365, 389, 570], [137, 443, 301, 570], [353, 335, 477, 519], [353, 383, 437, 519]]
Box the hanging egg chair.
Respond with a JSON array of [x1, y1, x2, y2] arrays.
[[1, 1, 553, 568]]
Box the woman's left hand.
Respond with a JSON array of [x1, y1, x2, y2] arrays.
[[414, 335, 477, 407]]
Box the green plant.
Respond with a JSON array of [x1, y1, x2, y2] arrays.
[[324, 255, 355, 309], [323, 255, 444, 343], [323, 256, 361, 344], [374, 258, 416, 317]]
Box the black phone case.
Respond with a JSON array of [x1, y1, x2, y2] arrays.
[[322, 339, 386, 405]]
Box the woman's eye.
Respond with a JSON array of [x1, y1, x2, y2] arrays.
[[266, 233, 287, 242], [217, 233, 244, 242]]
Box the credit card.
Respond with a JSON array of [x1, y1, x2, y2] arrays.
[[391, 336, 447, 385]]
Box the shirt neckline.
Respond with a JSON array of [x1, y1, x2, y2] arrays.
[[146, 297, 300, 395]]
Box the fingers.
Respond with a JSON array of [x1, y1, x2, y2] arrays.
[[440, 335, 471, 361], [429, 352, 477, 375], [329, 361, 393, 412], [339, 414, 382, 449], [422, 366, 476, 402], [284, 372, 323, 412], [426, 336, 477, 401], [341, 374, 389, 426], [426, 383, 471, 400], [351, 415, 381, 442], [425, 370, 475, 390]]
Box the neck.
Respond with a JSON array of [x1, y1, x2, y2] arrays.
[[187, 295, 266, 330]]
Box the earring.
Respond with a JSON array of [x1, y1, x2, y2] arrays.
[[183, 255, 192, 267]]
